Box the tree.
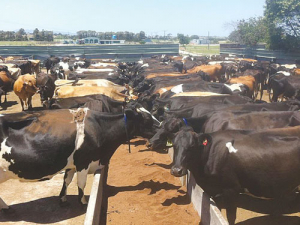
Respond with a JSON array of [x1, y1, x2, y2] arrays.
[[33, 28, 40, 41], [265, 0, 300, 37], [228, 30, 241, 43], [16, 28, 26, 41], [177, 33, 190, 46], [190, 35, 199, 39], [139, 31, 146, 40], [234, 17, 267, 46], [264, 0, 300, 51]]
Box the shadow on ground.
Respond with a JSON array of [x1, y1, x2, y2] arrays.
[[0, 195, 86, 224]]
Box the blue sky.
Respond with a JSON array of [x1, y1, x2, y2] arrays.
[[2, 0, 266, 37]]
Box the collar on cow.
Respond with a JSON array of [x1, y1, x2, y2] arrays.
[[183, 118, 188, 126], [124, 114, 131, 153]]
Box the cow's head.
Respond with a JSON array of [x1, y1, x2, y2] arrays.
[[125, 103, 161, 139], [136, 92, 159, 111], [171, 127, 211, 177], [147, 117, 185, 151], [23, 78, 38, 94]]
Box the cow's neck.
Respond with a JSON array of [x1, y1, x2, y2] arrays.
[[95, 113, 137, 165]]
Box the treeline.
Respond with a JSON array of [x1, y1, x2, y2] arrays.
[[0, 28, 53, 41], [228, 0, 300, 52], [76, 30, 146, 42], [0, 29, 147, 42], [0, 28, 28, 41]]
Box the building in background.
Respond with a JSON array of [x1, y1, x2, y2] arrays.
[[76, 37, 125, 44], [190, 38, 210, 45]]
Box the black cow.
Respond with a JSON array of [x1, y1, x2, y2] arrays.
[[159, 81, 249, 99], [171, 126, 300, 224], [148, 110, 300, 150], [36, 72, 56, 105], [151, 95, 253, 119], [268, 75, 300, 102], [44, 56, 60, 74], [0, 104, 157, 211], [44, 94, 124, 113], [163, 101, 300, 119]]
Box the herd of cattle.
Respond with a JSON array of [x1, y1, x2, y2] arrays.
[[0, 54, 300, 224]]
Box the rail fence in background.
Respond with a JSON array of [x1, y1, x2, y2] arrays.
[[220, 44, 300, 64], [0, 44, 179, 62]]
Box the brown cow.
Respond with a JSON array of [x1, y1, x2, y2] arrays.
[[54, 86, 131, 101], [226, 75, 255, 98], [293, 68, 300, 76], [146, 72, 187, 79], [186, 64, 225, 82], [0, 70, 14, 104], [13, 74, 37, 110]]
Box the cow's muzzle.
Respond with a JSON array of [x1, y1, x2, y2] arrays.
[[171, 166, 187, 177]]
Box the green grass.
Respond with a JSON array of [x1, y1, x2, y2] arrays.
[[181, 44, 220, 55], [0, 41, 55, 46]]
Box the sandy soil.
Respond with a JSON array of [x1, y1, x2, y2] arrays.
[[104, 139, 200, 225]]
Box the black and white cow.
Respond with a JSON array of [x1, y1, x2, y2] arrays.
[[171, 126, 300, 225], [0, 105, 157, 211]]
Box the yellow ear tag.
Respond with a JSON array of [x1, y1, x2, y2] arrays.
[[166, 139, 173, 147]]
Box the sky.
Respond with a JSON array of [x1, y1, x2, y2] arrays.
[[1, 0, 266, 37]]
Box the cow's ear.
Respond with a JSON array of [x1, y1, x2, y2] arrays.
[[124, 108, 137, 120], [197, 133, 212, 147]]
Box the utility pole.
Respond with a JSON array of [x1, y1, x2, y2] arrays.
[[163, 30, 167, 40]]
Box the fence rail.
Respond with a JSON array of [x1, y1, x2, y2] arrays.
[[220, 44, 300, 64], [0, 44, 179, 62]]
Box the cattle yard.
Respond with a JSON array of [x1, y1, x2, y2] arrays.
[[1, 52, 300, 225]]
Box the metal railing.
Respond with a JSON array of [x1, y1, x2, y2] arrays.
[[220, 44, 300, 64]]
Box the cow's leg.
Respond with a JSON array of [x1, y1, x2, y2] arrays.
[[19, 97, 24, 111], [28, 96, 33, 110], [59, 169, 75, 206], [4, 92, 7, 103], [223, 189, 238, 225], [77, 169, 88, 205]]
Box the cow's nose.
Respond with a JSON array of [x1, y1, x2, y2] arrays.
[[171, 167, 184, 177]]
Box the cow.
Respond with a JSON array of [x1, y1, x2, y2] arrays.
[[186, 64, 225, 82], [149, 95, 253, 119], [36, 72, 56, 105], [54, 86, 130, 101], [44, 94, 124, 113], [0, 70, 15, 105], [29, 59, 40, 75], [163, 101, 300, 119], [44, 56, 60, 74], [147, 110, 300, 150], [226, 75, 256, 99], [13, 74, 37, 111], [158, 81, 248, 99], [268, 75, 300, 102], [170, 126, 300, 225], [54, 79, 126, 92], [0, 104, 158, 211]]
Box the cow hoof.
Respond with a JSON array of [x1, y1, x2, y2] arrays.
[[59, 200, 70, 207]]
